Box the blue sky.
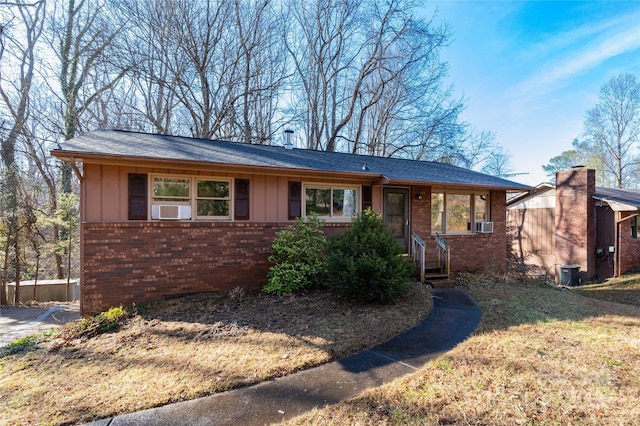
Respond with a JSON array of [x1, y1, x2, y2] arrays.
[[422, 0, 640, 186]]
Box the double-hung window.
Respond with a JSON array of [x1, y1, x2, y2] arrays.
[[431, 191, 490, 234], [151, 176, 232, 220], [632, 216, 638, 239], [303, 184, 359, 219], [196, 180, 230, 218]]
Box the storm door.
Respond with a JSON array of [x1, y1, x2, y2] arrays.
[[595, 205, 615, 279], [383, 188, 410, 252]]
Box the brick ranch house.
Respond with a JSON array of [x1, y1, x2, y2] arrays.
[[507, 167, 640, 283], [52, 129, 530, 315]]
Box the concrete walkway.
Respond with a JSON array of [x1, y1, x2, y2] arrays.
[[0, 303, 80, 347], [87, 288, 481, 426]]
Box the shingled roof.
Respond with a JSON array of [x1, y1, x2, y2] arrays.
[[594, 187, 640, 211], [52, 129, 531, 190]]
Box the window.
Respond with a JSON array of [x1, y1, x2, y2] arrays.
[[151, 176, 233, 220], [446, 193, 471, 232], [431, 191, 490, 234], [153, 177, 190, 202], [475, 194, 488, 222], [196, 180, 230, 217], [431, 193, 444, 233], [303, 184, 359, 219], [632, 216, 638, 239]]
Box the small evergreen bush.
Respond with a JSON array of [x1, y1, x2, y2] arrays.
[[263, 216, 328, 295], [326, 209, 412, 303]]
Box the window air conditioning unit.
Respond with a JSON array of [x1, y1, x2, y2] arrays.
[[475, 221, 493, 233], [151, 205, 192, 220]]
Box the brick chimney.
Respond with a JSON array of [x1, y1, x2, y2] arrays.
[[555, 167, 596, 281]]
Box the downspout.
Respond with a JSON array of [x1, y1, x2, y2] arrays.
[[615, 212, 640, 277]]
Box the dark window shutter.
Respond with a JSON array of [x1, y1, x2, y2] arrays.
[[128, 173, 147, 220], [288, 181, 301, 220], [234, 179, 250, 220], [362, 185, 372, 211]]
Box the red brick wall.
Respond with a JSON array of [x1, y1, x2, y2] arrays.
[[618, 213, 640, 275], [80, 187, 511, 314], [81, 222, 350, 314], [411, 185, 431, 237], [555, 168, 597, 280], [446, 190, 507, 273], [419, 190, 508, 273]]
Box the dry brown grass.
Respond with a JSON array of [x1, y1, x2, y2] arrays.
[[0, 283, 432, 426], [284, 273, 640, 425], [573, 273, 640, 307]]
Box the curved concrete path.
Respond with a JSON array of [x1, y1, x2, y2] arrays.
[[87, 288, 481, 426]]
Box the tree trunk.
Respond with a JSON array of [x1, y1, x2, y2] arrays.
[[14, 237, 20, 304], [1, 242, 9, 305]]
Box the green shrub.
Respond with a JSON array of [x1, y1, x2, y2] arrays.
[[263, 216, 328, 295], [326, 209, 412, 303], [58, 306, 131, 341]]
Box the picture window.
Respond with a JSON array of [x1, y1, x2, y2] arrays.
[[303, 184, 359, 219], [431, 191, 490, 234]]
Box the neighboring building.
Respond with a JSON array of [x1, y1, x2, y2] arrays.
[[52, 129, 530, 314], [507, 167, 640, 283]]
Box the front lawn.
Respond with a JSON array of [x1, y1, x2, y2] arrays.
[[0, 283, 432, 426], [285, 273, 640, 425]]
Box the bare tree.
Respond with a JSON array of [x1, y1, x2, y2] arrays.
[[117, 0, 288, 143], [49, 0, 126, 192], [115, 0, 182, 134], [0, 0, 45, 303], [168, 0, 237, 139], [285, 0, 363, 150], [232, 0, 288, 143], [285, 0, 459, 156], [480, 146, 514, 177], [583, 73, 640, 188]]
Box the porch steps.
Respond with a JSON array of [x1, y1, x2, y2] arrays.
[[426, 278, 456, 288], [424, 272, 449, 280], [409, 232, 453, 287], [405, 256, 455, 287], [423, 260, 454, 286]]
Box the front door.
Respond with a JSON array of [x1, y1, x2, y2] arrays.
[[383, 188, 410, 252]]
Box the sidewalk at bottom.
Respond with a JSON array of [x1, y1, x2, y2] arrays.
[[86, 288, 481, 426]]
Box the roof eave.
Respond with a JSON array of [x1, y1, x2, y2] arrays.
[[593, 195, 640, 211], [50, 149, 385, 183], [51, 149, 532, 191]]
